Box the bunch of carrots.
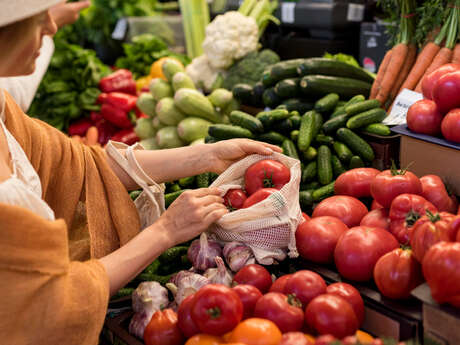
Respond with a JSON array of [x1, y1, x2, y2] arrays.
[[371, 0, 460, 109]]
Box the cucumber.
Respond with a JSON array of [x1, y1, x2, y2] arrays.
[[172, 72, 196, 91], [336, 128, 375, 162], [159, 246, 188, 264], [233, 83, 254, 105], [303, 146, 318, 161], [165, 190, 185, 208], [263, 87, 282, 108], [262, 67, 277, 87], [130, 190, 142, 201], [282, 139, 299, 160], [315, 134, 334, 146], [302, 161, 317, 183], [209, 172, 219, 184], [331, 154, 346, 177], [317, 145, 333, 185], [138, 272, 173, 285], [290, 115, 302, 129], [256, 109, 290, 128], [347, 108, 387, 129], [209, 124, 254, 140], [177, 117, 212, 143], [230, 110, 264, 133], [298, 111, 316, 151], [178, 176, 195, 187], [345, 99, 381, 117], [290, 130, 299, 142], [330, 106, 346, 118], [312, 182, 335, 202], [257, 131, 287, 145], [314, 93, 340, 113], [112, 287, 135, 299], [156, 126, 185, 149], [300, 75, 372, 98], [149, 78, 173, 101], [279, 115, 301, 134], [275, 78, 300, 99], [299, 190, 314, 210], [169, 183, 181, 192], [290, 110, 300, 117], [196, 172, 210, 188], [175, 89, 221, 123], [330, 95, 366, 119], [333, 141, 353, 163], [208, 88, 233, 109], [277, 104, 288, 110], [297, 58, 375, 83], [145, 260, 160, 274], [301, 181, 320, 191], [269, 59, 305, 83], [362, 123, 391, 136], [204, 135, 218, 143], [349, 155, 365, 169], [282, 98, 315, 113], [162, 59, 185, 82], [312, 111, 323, 139], [252, 82, 265, 107], [322, 113, 348, 135]]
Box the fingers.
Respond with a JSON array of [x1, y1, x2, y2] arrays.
[[86, 126, 98, 146], [196, 195, 225, 206], [70, 0, 91, 12], [189, 187, 222, 197], [241, 139, 282, 155], [203, 206, 229, 225]]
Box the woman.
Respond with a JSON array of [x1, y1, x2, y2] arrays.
[[0, 1, 280, 344]]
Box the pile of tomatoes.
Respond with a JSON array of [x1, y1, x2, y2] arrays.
[[223, 159, 290, 210], [296, 166, 460, 305], [407, 63, 460, 142]]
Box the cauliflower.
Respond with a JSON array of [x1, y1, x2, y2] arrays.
[[186, 55, 224, 92], [202, 11, 259, 70]]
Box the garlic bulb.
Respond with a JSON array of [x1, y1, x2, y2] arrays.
[[223, 241, 256, 272], [188, 232, 222, 271], [204, 256, 233, 286], [132, 281, 169, 314], [129, 311, 153, 339], [169, 270, 195, 287], [167, 273, 210, 305]]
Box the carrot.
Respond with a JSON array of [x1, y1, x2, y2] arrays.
[[452, 43, 460, 63], [398, 42, 441, 92], [388, 44, 417, 104], [376, 43, 409, 105], [414, 46, 453, 92], [370, 49, 393, 99]]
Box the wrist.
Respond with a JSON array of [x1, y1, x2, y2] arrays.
[[205, 143, 220, 173], [148, 217, 176, 249]]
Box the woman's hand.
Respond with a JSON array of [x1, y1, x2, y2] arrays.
[[155, 188, 228, 246], [209, 139, 283, 174]]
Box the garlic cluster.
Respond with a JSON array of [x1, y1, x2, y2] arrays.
[[167, 272, 210, 305], [223, 241, 256, 272], [204, 256, 233, 286], [187, 232, 222, 271]]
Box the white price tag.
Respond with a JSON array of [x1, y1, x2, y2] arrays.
[[383, 89, 424, 126], [112, 18, 128, 40], [347, 3, 365, 22], [281, 2, 296, 24]]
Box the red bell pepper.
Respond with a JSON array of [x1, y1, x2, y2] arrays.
[[100, 103, 133, 129], [97, 93, 109, 104], [105, 92, 138, 113], [68, 118, 93, 137], [90, 111, 103, 123], [95, 119, 117, 146], [110, 128, 139, 145], [99, 69, 136, 95]]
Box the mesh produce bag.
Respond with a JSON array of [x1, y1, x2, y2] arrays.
[[209, 153, 303, 265]]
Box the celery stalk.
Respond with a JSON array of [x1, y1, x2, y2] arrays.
[[179, 0, 209, 59], [239, 0, 258, 16]]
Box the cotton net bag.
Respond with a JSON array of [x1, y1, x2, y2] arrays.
[[209, 152, 303, 265]]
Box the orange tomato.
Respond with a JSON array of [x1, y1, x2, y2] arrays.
[[305, 334, 316, 344], [150, 57, 183, 80], [185, 334, 222, 345], [222, 332, 233, 343], [221, 343, 247, 345], [355, 330, 374, 344], [229, 318, 282, 345]]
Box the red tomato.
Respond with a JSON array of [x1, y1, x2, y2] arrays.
[[433, 70, 460, 113], [422, 63, 460, 99], [360, 209, 391, 230], [144, 309, 184, 345], [244, 159, 290, 195], [441, 108, 460, 143], [305, 294, 359, 339], [224, 189, 247, 210], [177, 294, 201, 338], [326, 283, 365, 325], [371, 200, 384, 210], [373, 248, 424, 299], [279, 332, 313, 345], [407, 99, 443, 136], [254, 292, 304, 333], [421, 175, 458, 213], [370, 168, 422, 209], [233, 264, 272, 293], [296, 216, 349, 263], [242, 188, 278, 208], [314, 335, 338, 345], [389, 194, 438, 244], [334, 226, 399, 281], [191, 284, 243, 336], [269, 274, 292, 293], [283, 270, 327, 307], [312, 196, 368, 228], [342, 336, 360, 345], [334, 168, 380, 198], [302, 212, 311, 221], [423, 242, 460, 307], [410, 211, 459, 262], [232, 284, 263, 320]]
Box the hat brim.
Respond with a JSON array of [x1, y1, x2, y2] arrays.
[[0, 0, 63, 27]]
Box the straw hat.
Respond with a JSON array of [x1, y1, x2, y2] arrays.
[[0, 0, 63, 27]]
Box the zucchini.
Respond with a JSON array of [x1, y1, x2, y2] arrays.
[[290, 130, 299, 142], [303, 146, 318, 161], [149, 78, 173, 101], [233, 83, 254, 105], [282, 139, 299, 159], [178, 176, 195, 187], [177, 117, 212, 143], [333, 141, 353, 163], [331, 154, 346, 177], [208, 88, 233, 109], [156, 97, 186, 126], [172, 72, 196, 91], [322, 113, 348, 135], [204, 135, 218, 143], [229, 110, 264, 133], [299, 190, 314, 210], [302, 161, 317, 183], [298, 111, 316, 151], [301, 181, 320, 191], [312, 111, 323, 139], [297, 58, 375, 83], [315, 134, 334, 146], [162, 59, 185, 82], [312, 182, 335, 202], [263, 87, 282, 108], [275, 78, 300, 99], [314, 93, 340, 113], [252, 82, 265, 107], [336, 128, 375, 162], [175, 88, 221, 123], [317, 145, 333, 185], [282, 98, 315, 113], [196, 172, 210, 188], [362, 123, 391, 136], [269, 59, 305, 83], [156, 126, 185, 149], [349, 155, 365, 169], [256, 109, 290, 128], [300, 75, 372, 98], [165, 190, 185, 208], [209, 124, 254, 140], [346, 108, 387, 129], [345, 99, 381, 117], [257, 131, 287, 145]]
